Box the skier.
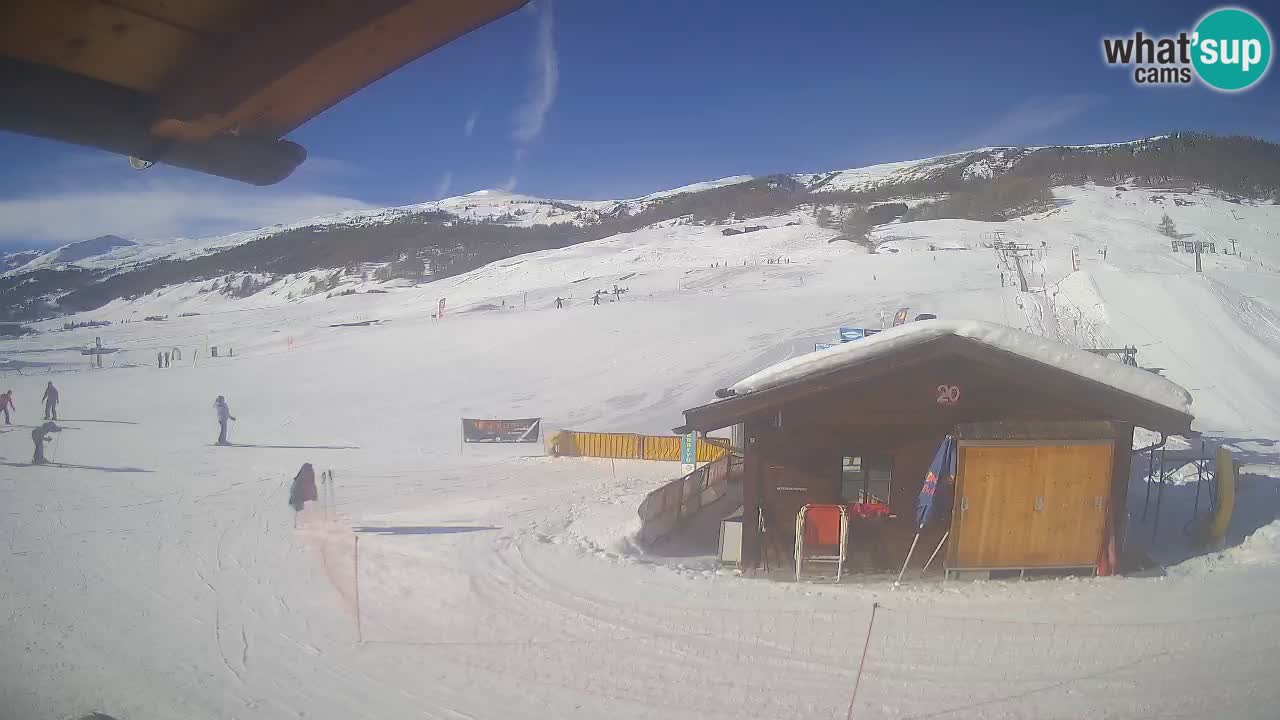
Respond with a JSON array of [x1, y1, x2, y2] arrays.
[[613, 286, 622, 301], [0, 390, 14, 424], [31, 421, 60, 465], [289, 463, 319, 513], [42, 381, 59, 420], [157, 351, 163, 369], [592, 292, 601, 306], [214, 395, 236, 446], [554, 297, 564, 309], [164, 351, 171, 368]]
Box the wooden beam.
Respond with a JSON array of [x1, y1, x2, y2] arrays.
[[1, 0, 201, 93], [151, 0, 529, 140]]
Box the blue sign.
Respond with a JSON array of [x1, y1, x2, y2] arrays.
[[680, 431, 697, 465], [839, 327, 866, 342], [815, 343, 835, 351]]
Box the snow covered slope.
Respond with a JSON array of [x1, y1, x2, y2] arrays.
[[0, 142, 1131, 279], [3, 163, 1280, 719], [6, 234, 137, 273]]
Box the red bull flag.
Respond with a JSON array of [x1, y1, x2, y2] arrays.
[[915, 435, 956, 528]]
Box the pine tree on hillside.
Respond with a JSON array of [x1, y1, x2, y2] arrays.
[[841, 205, 872, 241], [1158, 213, 1178, 238]]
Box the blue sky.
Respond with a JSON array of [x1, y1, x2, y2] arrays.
[[2, 0, 1279, 249]]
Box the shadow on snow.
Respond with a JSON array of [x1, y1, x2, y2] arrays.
[[353, 525, 500, 536], [1, 461, 152, 473]]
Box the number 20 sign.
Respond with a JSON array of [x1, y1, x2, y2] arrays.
[[936, 384, 961, 406]]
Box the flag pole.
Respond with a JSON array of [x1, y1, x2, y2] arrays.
[[921, 530, 949, 576], [894, 526, 922, 588]]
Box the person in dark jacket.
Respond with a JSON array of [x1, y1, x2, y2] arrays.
[[214, 395, 236, 445], [0, 390, 14, 425], [289, 463, 319, 512], [555, 297, 564, 309], [42, 381, 58, 420], [32, 421, 60, 464], [157, 352, 163, 368]]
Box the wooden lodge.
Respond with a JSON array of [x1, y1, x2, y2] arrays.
[[677, 322, 1194, 579]]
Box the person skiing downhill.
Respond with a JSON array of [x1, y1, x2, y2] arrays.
[[42, 381, 58, 420], [214, 395, 236, 446], [31, 421, 60, 464], [0, 390, 14, 425], [555, 297, 564, 309]]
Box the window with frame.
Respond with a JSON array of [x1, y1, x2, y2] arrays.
[[841, 454, 893, 504]]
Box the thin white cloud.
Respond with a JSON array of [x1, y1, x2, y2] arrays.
[[292, 155, 367, 181], [959, 94, 1104, 149], [434, 170, 454, 198], [0, 181, 374, 247], [512, 0, 558, 143], [502, 149, 529, 192], [464, 110, 479, 138]]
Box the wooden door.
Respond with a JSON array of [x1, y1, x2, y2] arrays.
[[949, 446, 1038, 568], [949, 443, 1113, 569], [1030, 444, 1113, 567]]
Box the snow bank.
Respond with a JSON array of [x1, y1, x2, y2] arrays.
[[729, 319, 1193, 415], [1176, 520, 1280, 573]]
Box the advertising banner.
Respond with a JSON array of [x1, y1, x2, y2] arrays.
[[461, 418, 541, 443]]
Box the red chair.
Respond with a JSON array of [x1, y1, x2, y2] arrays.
[[795, 504, 848, 582]]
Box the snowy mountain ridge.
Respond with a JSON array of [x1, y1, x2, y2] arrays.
[[0, 140, 1147, 277], [5, 133, 1280, 323]]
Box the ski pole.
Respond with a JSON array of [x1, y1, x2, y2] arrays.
[[329, 470, 337, 519]]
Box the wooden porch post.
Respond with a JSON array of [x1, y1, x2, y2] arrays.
[[1111, 423, 1135, 559], [742, 418, 763, 569]]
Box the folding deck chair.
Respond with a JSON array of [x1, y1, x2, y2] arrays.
[[795, 503, 848, 582]]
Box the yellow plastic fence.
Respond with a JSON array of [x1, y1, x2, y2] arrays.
[[547, 430, 730, 462]]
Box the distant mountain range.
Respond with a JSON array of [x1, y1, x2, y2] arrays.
[[2, 133, 1278, 322]]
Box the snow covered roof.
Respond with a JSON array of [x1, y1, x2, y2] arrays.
[[728, 320, 1192, 416]]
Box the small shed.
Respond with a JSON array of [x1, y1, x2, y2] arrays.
[[677, 320, 1193, 578]]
